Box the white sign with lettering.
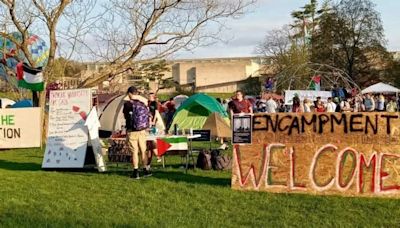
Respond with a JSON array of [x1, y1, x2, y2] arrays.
[[42, 89, 92, 168], [0, 108, 41, 148]]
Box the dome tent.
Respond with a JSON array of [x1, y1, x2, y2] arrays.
[[170, 93, 229, 132]]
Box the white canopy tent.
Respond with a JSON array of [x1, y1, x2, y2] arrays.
[[361, 82, 400, 94]]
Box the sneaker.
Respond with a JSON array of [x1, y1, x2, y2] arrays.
[[157, 157, 162, 163], [219, 143, 228, 150], [143, 168, 152, 177], [130, 169, 140, 179]]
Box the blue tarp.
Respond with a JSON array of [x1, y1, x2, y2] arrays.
[[11, 99, 33, 108]]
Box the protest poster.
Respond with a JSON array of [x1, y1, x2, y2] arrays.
[[42, 89, 92, 168], [0, 108, 41, 148], [284, 90, 332, 105], [232, 112, 400, 198], [232, 114, 252, 144]]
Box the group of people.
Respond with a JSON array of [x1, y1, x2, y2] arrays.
[[291, 93, 398, 113], [217, 90, 399, 115]]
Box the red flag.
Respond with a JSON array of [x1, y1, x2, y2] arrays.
[[16, 62, 24, 80], [156, 139, 172, 156], [312, 75, 321, 83]]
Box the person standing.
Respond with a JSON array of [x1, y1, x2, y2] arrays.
[[123, 86, 151, 179], [302, 99, 312, 113], [315, 100, 326, 112], [265, 95, 277, 113], [222, 99, 229, 112], [377, 94, 385, 111], [386, 97, 397, 112], [292, 96, 301, 113], [228, 90, 253, 115], [340, 96, 353, 112], [352, 96, 364, 112], [148, 93, 165, 163], [325, 97, 336, 113], [364, 94, 375, 112], [165, 97, 176, 131]]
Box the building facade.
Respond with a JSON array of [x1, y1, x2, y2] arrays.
[[81, 56, 274, 94], [169, 57, 272, 93]]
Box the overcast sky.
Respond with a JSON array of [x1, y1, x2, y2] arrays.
[[175, 0, 400, 59]]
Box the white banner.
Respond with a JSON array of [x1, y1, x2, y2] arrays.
[[42, 89, 92, 168], [284, 90, 332, 105], [0, 108, 41, 148]]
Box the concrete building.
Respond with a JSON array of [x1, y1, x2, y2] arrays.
[[169, 56, 272, 93], [81, 56, 274, 94]]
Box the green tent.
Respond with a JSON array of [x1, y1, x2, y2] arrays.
[[170, 93, 229, 131]]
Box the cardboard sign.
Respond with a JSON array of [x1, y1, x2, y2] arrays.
[[284, 90, 332, 105], [232, 114, 252, 144], [42, 89, 92, 168], [0, 108, 41, 148], [232, 112, 400, 198]]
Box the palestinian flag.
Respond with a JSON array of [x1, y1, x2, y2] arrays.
[[156, 137, 188, 156], [16, 62, 44, 91], [309, 75, 321, 91]]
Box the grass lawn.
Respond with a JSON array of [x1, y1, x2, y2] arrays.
[[1, 146, 400, 227]]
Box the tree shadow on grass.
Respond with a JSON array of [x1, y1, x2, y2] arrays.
[[0, 159, 41, 171], [153, 170, 231, 187]]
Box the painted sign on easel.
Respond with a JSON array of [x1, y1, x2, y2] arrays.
[[42, 89, 92, 168]]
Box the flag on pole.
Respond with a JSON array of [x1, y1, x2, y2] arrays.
[[309, 75, 321, 91], [16, 62, 44, 91], [156, 137, 188, 156]]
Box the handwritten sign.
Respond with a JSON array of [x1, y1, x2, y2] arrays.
[[232, 112, 400, 198], [42, 89, 92, 168], [0, 108, 41, 148]]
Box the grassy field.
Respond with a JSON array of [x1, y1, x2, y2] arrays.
[[1, 146, 400, 227]]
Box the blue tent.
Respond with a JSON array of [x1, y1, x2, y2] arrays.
[[11, 99, 33, 108]]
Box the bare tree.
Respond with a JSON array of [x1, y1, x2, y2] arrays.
[[1, 0, 255, 99], [256, 25, 309, 73], [78, 0, 256, 87]]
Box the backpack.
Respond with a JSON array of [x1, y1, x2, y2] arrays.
[[211, 149, 232, 171], [129, 100, 150, 131], [196, 150, 212, 170]]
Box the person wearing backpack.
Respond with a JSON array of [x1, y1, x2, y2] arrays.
[[123, 86, 151, 179]]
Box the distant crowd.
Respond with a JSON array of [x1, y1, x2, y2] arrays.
[[218, 90, 399, 116]]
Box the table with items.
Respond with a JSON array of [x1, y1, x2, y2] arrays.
[[107, 133, 201, 173]]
